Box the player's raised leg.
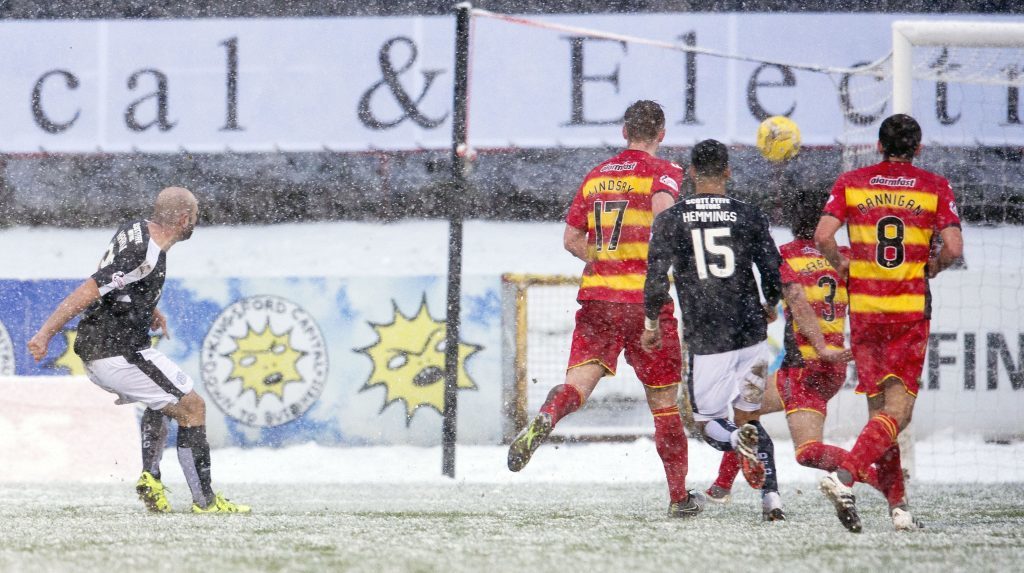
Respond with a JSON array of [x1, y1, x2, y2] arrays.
[[136, 407, 171, 513], [507, 364, 600, 472]]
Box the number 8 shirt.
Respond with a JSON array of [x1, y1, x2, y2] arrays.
[[824, 161, 960, 323], [823, 160, 961, 395]]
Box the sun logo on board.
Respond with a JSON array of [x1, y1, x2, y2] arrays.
[[201, 295, 328, 428], [224, 323, 305, 403], [358, 298, 480, 424]]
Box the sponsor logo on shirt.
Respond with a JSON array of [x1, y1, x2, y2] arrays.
[[111, 271, 127, 289], [599, 161, 637, 173], [869, 175, 917, 188], [949, 200, 959, 218], [201, 295, 328, 427], [659, 174, 679, 192]]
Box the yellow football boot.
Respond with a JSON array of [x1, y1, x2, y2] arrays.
[[135, 471, 171, 513], [192, 493, 251, 514]]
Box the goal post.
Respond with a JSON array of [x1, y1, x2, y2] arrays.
[[500, 273, 696, 443], [892, 20, 1024, 114]]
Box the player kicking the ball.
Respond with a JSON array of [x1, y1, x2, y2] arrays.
[[642, 139, 785, 521], [28, 187, 250, 514], [507, 100, 703, 518], [814, 114, 963, 532]]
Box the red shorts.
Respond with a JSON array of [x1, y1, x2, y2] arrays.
[[568, 300, 681, 388], [850, 319, 929, 397], [776, 362, 846, 416]]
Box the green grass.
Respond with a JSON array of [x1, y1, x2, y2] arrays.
[[0, 482, 1021, 572]]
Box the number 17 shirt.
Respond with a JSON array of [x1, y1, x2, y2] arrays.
[[823, 160, 961, 324], [565, 149, 683, 304]]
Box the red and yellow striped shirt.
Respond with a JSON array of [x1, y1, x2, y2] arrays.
[[566, 149, 683, 304], [779, 239, 848, 367], [823, 161, 961, 323]]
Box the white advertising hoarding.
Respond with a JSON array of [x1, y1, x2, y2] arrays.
[[0, 13, 1022, 152]]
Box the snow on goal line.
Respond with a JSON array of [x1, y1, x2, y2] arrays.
[[468, 6, 889, 77]]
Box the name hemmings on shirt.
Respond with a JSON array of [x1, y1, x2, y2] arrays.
[[683, 197, 736, 222]]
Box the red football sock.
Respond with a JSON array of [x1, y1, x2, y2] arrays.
[[713, 451, 740, 490], [652, 406, 689, 503], [539, 384, 583, 426], [875, 444, 907, 507], [840, 413, 900, 486], [795, 440, 847, 472], [796, 440, 883, 491]]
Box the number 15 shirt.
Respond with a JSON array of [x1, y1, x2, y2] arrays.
[[644, 194, 782, 355], [565, 149, 683, 304], [822, 160, 961, 324]]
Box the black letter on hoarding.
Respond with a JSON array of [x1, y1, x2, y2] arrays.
[[930, 48, 961, 126], [927, 332, 957, 390], [31, 70, 81, 134], [746, 63, 796, 121], [964, 332, 977, 390], [359, 37, 448, 130], [564, 37, 627, 126], [839, 61, 887, 127], [221, 37, 243, 131], [125, 69, 177, 132], [1003, 65, 1021, 125], [987, 333, 1024, 390], [679, 32, 700, 125]]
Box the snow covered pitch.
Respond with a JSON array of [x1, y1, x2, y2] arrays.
[[1, 478, 1022, 571]]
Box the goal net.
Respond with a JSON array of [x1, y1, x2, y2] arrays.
[[482, 11, 1024, 480]]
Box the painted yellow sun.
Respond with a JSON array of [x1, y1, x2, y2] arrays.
[[359, 299, 480, 422], [54, 330, 85, 375], [225, 323, 305, 403]]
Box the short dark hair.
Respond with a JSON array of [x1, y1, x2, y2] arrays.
[[879, 114, 922, 160], [691, 139, 729, 177], [623, 100, 665, 142], [790, 186, 829, 240]]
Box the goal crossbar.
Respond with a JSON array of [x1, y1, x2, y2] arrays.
[[892, 20, 1024, 113]]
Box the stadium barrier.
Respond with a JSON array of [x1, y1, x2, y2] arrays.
[[0, 376, 138, 482]]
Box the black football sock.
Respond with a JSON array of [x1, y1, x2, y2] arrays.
[[751, 420, 779, 494], [140, 408, 168, 480], [177, 425, 215, 506], [703, 418, 739, 451]]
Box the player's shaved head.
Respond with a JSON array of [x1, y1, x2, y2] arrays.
[[691, 139, 729, 178], [623, 100, 665, 142], [152, 186, 197, 225]]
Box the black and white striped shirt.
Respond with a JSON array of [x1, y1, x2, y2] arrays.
[[75, 220, 166, 361]]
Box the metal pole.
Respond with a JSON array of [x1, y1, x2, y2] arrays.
[[442, 1, 472, 478]]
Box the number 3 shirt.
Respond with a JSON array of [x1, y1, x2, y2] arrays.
[[779, 240, 850, 369], [823, 161, 961, 324], [565, 149, 682, 304], [75, 220, 167, 361], [644, 194, 782, 355]]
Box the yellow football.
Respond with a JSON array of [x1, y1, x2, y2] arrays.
[[756, 115, 802, 162]]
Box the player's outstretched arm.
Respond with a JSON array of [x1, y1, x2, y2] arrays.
[[27, 278, 101, 361], [563, 224, 591, 263], [814, 215, 849, 279], [643, 213, 675, 324], [782, 283, 852, 364], [928, 226, 965, 278]]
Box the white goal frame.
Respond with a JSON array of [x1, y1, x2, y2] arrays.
[[892, 20, 1024, 114]]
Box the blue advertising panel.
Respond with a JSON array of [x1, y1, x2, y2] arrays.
[[0, 276, 503, 447]]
